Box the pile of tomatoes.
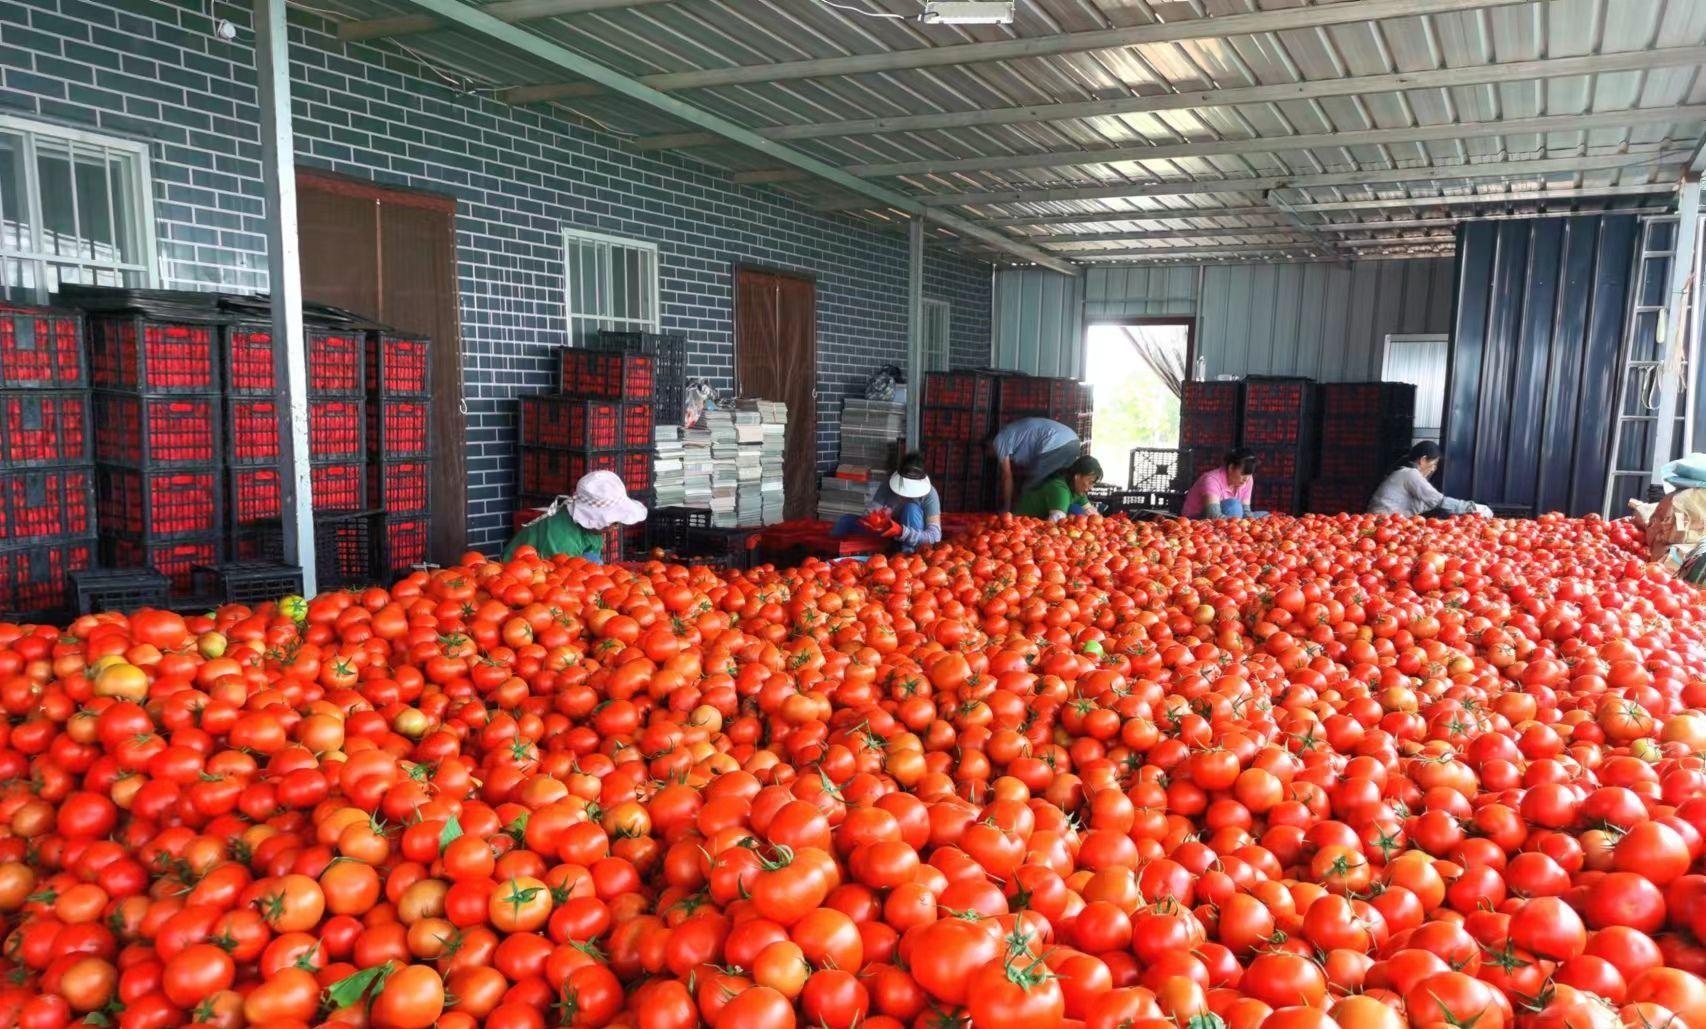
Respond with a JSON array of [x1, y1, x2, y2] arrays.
[[2, 511, 1706, 1028]]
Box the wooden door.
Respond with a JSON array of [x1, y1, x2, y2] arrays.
[[735, 267, 817, 519], [296, 170, 467, 561]]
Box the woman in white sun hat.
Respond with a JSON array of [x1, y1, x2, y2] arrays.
[[832, 452, 942, 553], [503, 470, 648, 562]]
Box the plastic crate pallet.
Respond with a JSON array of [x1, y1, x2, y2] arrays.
[[1128, 448, 1185, 493], [88, 315, 218, 394], [308, 330, 364, 397], [102, 536, 217, 596], [560, 348, 655, 401], [647, 506, 712, 553], [375, 514, 429, 577], [226, 398, 281, 466], [0, 304, 85, 389], [311, 462, 365, 513], [73, 568, 170, 615], [369, 460, 429, 514], [192, 562, 304, 607], [309, 398, 365, 461], [923, 372, 995, 411], [520, 447, 619, 496], [620, 402, 654, 449], [1306, 478, 1376, 515], [1242, 376, 1315, 416], [369, 399, 429, 459], [922, 406, 987, 442], [618, 450, 652, 496], [96, 465, 220, 539], [366, 334, 430, 397], [598, 331, 686, 426], [228, 465, 284, 525], [2, 468, 94, 541], [223, 323, 276, 395], [0, 539, 94, 616], [1319, 381, 1417, 421], [0, 391, 90, 468], [94, 393, 220, 467], [520, 396, 621, 451]]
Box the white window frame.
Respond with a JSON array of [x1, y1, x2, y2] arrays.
[[0, 114, 158, 303], [923, 297, 951, 372], [562, 226, 660, 345]]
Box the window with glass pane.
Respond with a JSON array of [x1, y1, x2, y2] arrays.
[[562, 227, 659, 345], [0, 117, 153, 303]]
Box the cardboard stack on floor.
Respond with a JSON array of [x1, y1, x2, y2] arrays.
[[819, 398, 905, 520]]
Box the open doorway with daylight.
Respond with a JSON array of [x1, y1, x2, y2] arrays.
[[1085, 319, 1192, 487]]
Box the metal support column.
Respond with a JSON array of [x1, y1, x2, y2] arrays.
[[256, 0, 316, 593], [1651, 177, 1701, 487], [907, 217, 925, 450]]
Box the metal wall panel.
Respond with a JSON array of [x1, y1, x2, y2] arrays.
[[1443, 215, 1639, 516], [1381, 336, 1450, 442], [1084, 265, 1199, 321], [993, 268, 1085, 376]]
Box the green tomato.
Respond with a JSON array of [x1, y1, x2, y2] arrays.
[[278, 595, 308, 622], [1082, 640, 1104, 656]]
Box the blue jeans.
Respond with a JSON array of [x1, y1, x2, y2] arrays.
[[833, 502, 925, 551]]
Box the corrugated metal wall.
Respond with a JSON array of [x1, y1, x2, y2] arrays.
[[992, 268, 1085, 376], [992, 259, 1454, 382], [1443, 215, 1639, 517]]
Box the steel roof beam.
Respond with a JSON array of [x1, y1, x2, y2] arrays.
[[630, 45, 1704, 150], [813, 152, 1687, 211], [336, 0, 673, 42], [397, 0, 1076, 273], [734, 106, 1706, 184], [1071, 240, 1457, 262]]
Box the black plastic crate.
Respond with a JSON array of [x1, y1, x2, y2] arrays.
[[1242, 376, 1315, 416], [87, 315, 218, 394], [94, 393, 220, 467], [1318, 444, 1406, 482], [0, 539, 95, 616], [1181, 381, 1243, 448], [309, 330, 364, 397], [317, 509, 378, 588], [309, 398, 365, 461], [1242, 412, 1312, 447], [1252, 479, 1301, 516], [101, 536, 218, 596], [192, 562, 304, 607], [620, 402, 654, 449], [647, 507, 712, 554], [73, 568, 170, 615], [223, 323, 276, 395], [1128, 448, 1185, 492], [618, 450, 652, 497], [520, 447, 619, 496], [2, 467, 95, 542], [0, 391, 90, 469], [96, 466, 220, 540], [685, 526, 763, 570], [997, 376, 1052, 417], [369, 460, 429, 514], [0, 304, 85, 389], [1319, 382, 1417, 421], [1246, 444, 1306, 486], [560, 348, 654, 401], [923, 372, 995, 411], [520, 396, 620, 450], [312, 462, 365, 513], [598, 331, 685, 426], [366, 333, 430, 397], [375, 513, 429, 578], [922, 407, 987, 442], [1306, 478, 1376, 515], [228, 465, 284, 525], [369, 398, 428, 459], [226, 398, 281, 466]]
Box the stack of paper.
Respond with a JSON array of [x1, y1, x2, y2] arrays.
[[653, 425, 686, 508], [732, 398, 788, 526], [683, 422, 713, 512], [703, 408, 739, 527]]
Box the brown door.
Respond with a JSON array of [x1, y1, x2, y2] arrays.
[[735, 267, 817, 520], [296, 170, 467, 562]]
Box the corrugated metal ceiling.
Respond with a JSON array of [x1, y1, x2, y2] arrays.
[[295, 0, 1706, 268]]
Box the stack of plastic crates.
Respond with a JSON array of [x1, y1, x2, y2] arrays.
[[920, 371, 999, 511], [1241, 377, 1317, 516], [0, 303, 96, 619], [368, 333, 432, 579], [597, 330, 686, 428], [1309, 382, 1416, 514], [87, 311, 223, 599], [1180, 380, 1243, 492], [515, 348, 657, 520]]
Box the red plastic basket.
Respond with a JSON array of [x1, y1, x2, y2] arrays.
[[520, 396, 620, 451], [923, 372, 994, 411], [621, 402, 654, 449], [309, 399, 364, 460], [0, 539, 94, 614], [0, 392, 89, 468], [88, 316, 217, 393], [998, 376, 1052, 415], [311, 462, 364, 512], [367, 334, 430, 396], [2, 468, 94, 541], [0, 304, 85, 389], [370, 460, 429, 514], [519, 447, 618, 496], [560, 349, 654, 400], [228, 466, 284, 524], [95, 393, 219, 467], [103, 536, 218, 596], [226, 399, 280, 465], [309, 330, 364, 396], [1243, 378, 1313, 415], [371, 399, 428, 459], [223, 324, 275, 395], [95, 466, 220, 539], [376, 514, 429, 576], [922, 407, 981, 442]]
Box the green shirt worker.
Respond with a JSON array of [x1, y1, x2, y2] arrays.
[[504, 470, 648, 562], [1014, 456, 1103, 521]]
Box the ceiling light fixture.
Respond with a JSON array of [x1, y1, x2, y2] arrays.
[[920, 1, 1016, 25]]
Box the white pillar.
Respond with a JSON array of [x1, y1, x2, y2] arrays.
[[255, 0, 316, 593]]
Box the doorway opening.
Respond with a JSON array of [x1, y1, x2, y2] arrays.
[[1085, 320, 1192, 487]]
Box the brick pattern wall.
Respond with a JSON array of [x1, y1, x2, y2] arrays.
[[0, 0, 995, 551]]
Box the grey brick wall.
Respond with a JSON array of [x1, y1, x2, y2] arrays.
[[0, 0, 995, 551]]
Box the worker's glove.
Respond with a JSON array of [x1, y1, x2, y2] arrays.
[[879, 519, 905, 539], [1474, 504, 1493, 518], [859, 509, 892, 534]]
